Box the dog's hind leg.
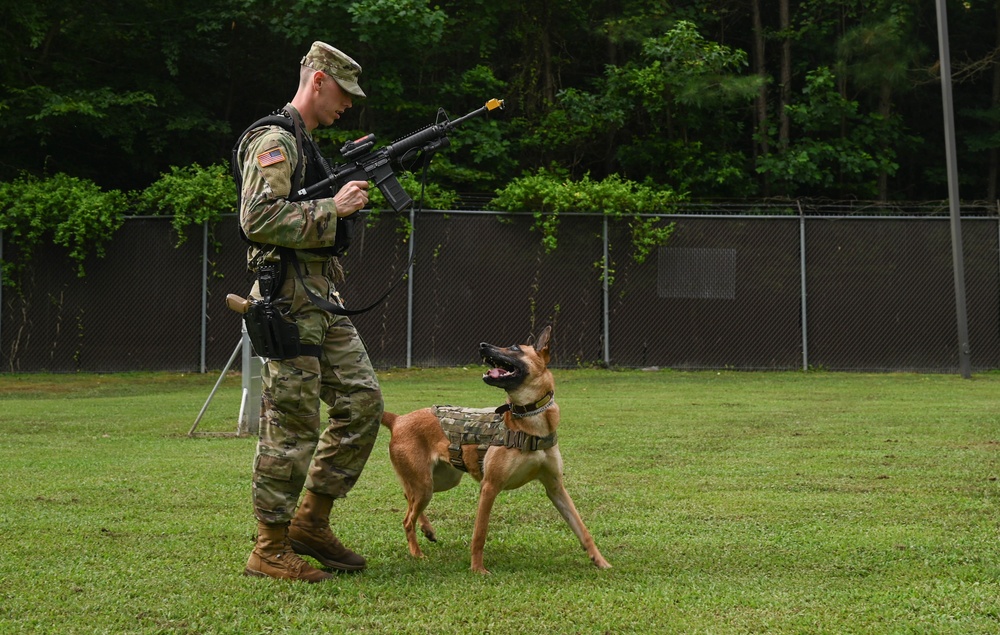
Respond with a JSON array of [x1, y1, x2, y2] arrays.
[[539, 468, 612, 570], [402, 488, 433, 558], [417, 512, 436, 542]]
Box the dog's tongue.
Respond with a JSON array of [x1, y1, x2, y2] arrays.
[[487, 368, 506, 379]]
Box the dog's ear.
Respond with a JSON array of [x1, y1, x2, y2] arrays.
[[534, 325, 552, 359]]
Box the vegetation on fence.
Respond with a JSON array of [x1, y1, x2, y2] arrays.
[[491, 167, 680, 264], [0, 173, 126, 285], [0, 163, 683, 285], [134, 162, 237, 246]]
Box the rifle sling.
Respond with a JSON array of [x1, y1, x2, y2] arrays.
[[281, 247, 406, 317]]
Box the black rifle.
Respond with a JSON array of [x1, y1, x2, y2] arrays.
[[295, 98, 505, 211]]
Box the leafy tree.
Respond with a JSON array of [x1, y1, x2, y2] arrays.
[[0, 0, 256, 188], [836, 3, 925, 199], [0, 0, 998, 205], [756, 67, 914, 197], [609, 20, 763, 196]]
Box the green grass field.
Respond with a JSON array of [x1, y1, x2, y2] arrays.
[[1, 368, 998, 634]]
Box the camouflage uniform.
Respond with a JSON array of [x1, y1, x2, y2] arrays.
[[237, 96, 382, 524]]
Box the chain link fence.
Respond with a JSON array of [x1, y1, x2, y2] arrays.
[[2, 203, 998, 373]]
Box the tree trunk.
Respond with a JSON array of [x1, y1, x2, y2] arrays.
[[752, 0, 770, 195], [878, 82, 892, 201], [989, 0, 1000, 202], [779, 0, 791, 148]]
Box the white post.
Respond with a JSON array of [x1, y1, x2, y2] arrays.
[[238, 322, 262, 436]]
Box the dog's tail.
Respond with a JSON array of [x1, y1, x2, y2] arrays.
[[380, 411, 398, 431]]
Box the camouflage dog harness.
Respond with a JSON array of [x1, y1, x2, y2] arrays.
[[433, 406, 557, 475]]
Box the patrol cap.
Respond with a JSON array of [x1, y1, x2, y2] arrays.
[[301, 41, 366, 98]]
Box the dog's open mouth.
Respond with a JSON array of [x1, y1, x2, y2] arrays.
[[483, 358, 520, 381], [480, 347, 526, 387]]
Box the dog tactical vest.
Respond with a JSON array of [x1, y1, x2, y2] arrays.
[[433, 406, 557, 475]]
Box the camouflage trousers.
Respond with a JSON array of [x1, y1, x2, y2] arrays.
[[249, 263, 383, 525]]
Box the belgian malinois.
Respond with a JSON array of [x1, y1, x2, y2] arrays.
[[380, 326, 611, 573]]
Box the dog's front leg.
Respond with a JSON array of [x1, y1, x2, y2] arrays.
[[540, 471, 612, 570], [469, 480, 502, 574]]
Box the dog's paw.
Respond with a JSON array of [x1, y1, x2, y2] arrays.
[[592, 556, 612, 569]]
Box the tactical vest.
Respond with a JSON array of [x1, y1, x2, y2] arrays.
[[433, 406, 557, 475], [232, 108, 353, 258]]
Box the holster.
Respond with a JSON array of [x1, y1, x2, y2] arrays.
[[243, 302, 301, 360], [243, 260, 301, 359]]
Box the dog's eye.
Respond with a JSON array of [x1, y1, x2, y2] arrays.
[[510, 345, 521, 352]]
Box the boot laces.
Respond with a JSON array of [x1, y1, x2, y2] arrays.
[[276, 544, 311, 574]]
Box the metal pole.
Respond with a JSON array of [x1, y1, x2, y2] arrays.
[[238, 322, 262, 436], [200, 221, 208, 374], [406, 208, 415, 368], [603, 216, 610, 366], [189, 336, 242, 436], [0, 229, 4, 369], [798, 202, 808, 371], [935, 0, 973, 378]]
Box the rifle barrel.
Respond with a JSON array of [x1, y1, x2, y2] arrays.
[[299, 98, 504, 200]]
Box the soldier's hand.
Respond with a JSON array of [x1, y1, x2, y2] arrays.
[[334, 180, 370, 217]]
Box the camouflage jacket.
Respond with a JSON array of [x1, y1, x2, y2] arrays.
[[236, 103, 339, 266]]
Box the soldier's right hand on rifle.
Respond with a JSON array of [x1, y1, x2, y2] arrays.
[[334, 180, 370, 216]]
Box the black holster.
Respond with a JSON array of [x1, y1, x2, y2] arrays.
[[244, 302, 300, 360], [243, 261, 301, 359]]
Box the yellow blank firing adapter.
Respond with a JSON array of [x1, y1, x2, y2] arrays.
[[486, 98, 504, 111]]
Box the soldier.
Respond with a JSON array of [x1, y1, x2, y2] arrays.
[[234, 41, 383, 582]]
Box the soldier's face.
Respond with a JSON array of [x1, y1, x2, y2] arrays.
[[317, 75, 353, 126]]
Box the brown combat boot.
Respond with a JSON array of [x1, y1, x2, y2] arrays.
[[244, 522, 334, 582], [288, 490, 367, 571]]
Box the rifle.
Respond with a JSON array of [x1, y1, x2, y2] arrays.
[[296, 98, 505, 211]]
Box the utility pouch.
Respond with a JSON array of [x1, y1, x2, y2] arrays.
[[243, 301, 301, 360], [333, 214, 357, 257]]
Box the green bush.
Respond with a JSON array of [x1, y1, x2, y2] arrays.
[[491, 167, 682, 263], [0, 172, 127, 284], [135, 162, 236, 245]]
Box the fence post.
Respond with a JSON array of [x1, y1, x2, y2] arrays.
[[798, 202, 808, 371], [603, 215, 611, 366], [406, 206, 416, 368], [200, 220, 208, 374], [0, 228, 3, 369]]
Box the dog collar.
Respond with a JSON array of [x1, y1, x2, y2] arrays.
[[495, 391, 555, 418]]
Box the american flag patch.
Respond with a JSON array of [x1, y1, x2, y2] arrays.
[[257, 147, 286, 167]]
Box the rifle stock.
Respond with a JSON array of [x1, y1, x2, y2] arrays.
[[296, 98, 505, 210]]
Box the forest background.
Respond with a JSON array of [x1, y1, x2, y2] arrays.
[[1, 0, 999, 244]]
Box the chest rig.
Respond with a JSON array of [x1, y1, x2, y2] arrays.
[[232, 107, 356, 259]]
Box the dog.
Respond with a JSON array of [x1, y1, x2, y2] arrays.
[[380, 326, 611, 573]]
